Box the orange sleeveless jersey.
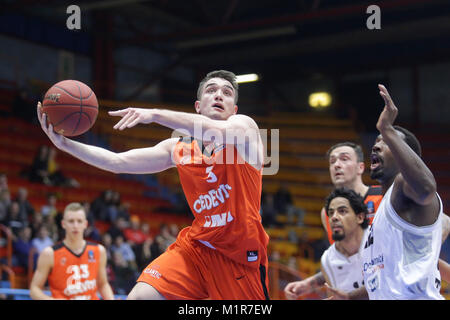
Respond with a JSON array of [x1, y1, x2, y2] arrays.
[[48, 242, 100, 300], [173, 138, 269, 268], [325, 185, 383, 245]]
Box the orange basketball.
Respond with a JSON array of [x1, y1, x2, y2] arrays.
[[42, 80, 98, 137]]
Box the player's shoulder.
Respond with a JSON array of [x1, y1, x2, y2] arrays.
[[39, 246, 55, 262], [320, 243, 334, 263]]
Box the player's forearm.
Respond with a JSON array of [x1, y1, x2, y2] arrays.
[[57, 138, 125, 174], [381, 127, 436, 203], [307, 271, 326, 289], [99, 284, 115, 300], [152, 109, 228, 141], [348, 286, 369, 300]]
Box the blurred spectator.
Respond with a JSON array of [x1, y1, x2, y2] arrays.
[[81, 201, 101, 243], [123, 215, 148, 246], [274, 184, 305, 226], [40, 193, 62, 241], [269, 250, 281, 262], [12, 226, 33, 270], [106, 191, 130, 223], [155, 223, 176, 252], [40, 193, 58, 219], [0, 173, 8, 193], [47, 147, 79, 187], [169, 224, 179, 238], [7, 201, 28, 240], [41, 193, 58, 217], [29, 145, 51, 185], [28, 146, 79, 187], [31, 225, 53, 254], [91, 190, 113, 221], [0, 189, 11, 224], [260, 192, 282, 228], [107, 216, 127, 241], [137, 237, 159, 270], [141, 222, 151, 239], [287, 256, 299, 271], [101, 233, 114, 262], [15, 187, 35, 222], [111, 235, 137, 270], [30, 211, 44, 239], [111, 250, 137, 295]]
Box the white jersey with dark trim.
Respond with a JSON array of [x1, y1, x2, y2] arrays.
[[361, 183, 443, 300], [321, 229, 368, 292]]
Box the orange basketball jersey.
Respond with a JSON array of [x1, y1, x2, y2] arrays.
[[325, 185, 383, 245], [172, 138, 269, 268], [48, 242, 100, 300]]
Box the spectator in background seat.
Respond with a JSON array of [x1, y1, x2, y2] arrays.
[[29, 145, 51, 185], [274, 184, 305, 226], [12, 226, 33, 270], [6, 201, 28, 240], [31, 225, 53, 255], [15, 187, 35, 222]]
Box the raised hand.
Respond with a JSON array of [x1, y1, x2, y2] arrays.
[[376, 84, 398, 133], [36, 101, 65, 148], [108, 108, 154, 130]]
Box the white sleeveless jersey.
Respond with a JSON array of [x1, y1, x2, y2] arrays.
[[361, 183, 443, 300], [321, 229, 368, 292]]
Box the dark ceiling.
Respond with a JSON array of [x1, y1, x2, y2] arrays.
[[4, 0, 450, 83]]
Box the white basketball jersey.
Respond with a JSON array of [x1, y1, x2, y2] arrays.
[[361, 183, 443, 300], [321, 229, 368, 292]]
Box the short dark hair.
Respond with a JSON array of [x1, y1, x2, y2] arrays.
[[324, 187, 369, 229], [393, 125, 422, 157], [326, 142, 364, 163], [197, 70, 239, 103]]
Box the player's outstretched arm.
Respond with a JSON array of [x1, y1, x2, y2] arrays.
[[37, 102, 177, 174], [29, 247, 55, 300], [376, 85, 437, 208], [109, 108, 258, 144], [109, 108, 264, 169]]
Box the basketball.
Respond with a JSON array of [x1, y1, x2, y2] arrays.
[[42, 80, 98, 136]]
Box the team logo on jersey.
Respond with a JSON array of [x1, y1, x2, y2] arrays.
[[203, 211, 234, 227], [144, 265, 162, 279], [247, 251, 258, 262], [366, 201, 375, 214], [60, 257, 66, 266], [367, 274, 379, 292], [88, 250, 95, 262]]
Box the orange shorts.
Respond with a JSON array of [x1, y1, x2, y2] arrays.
[[137, 239, 269, 300]]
